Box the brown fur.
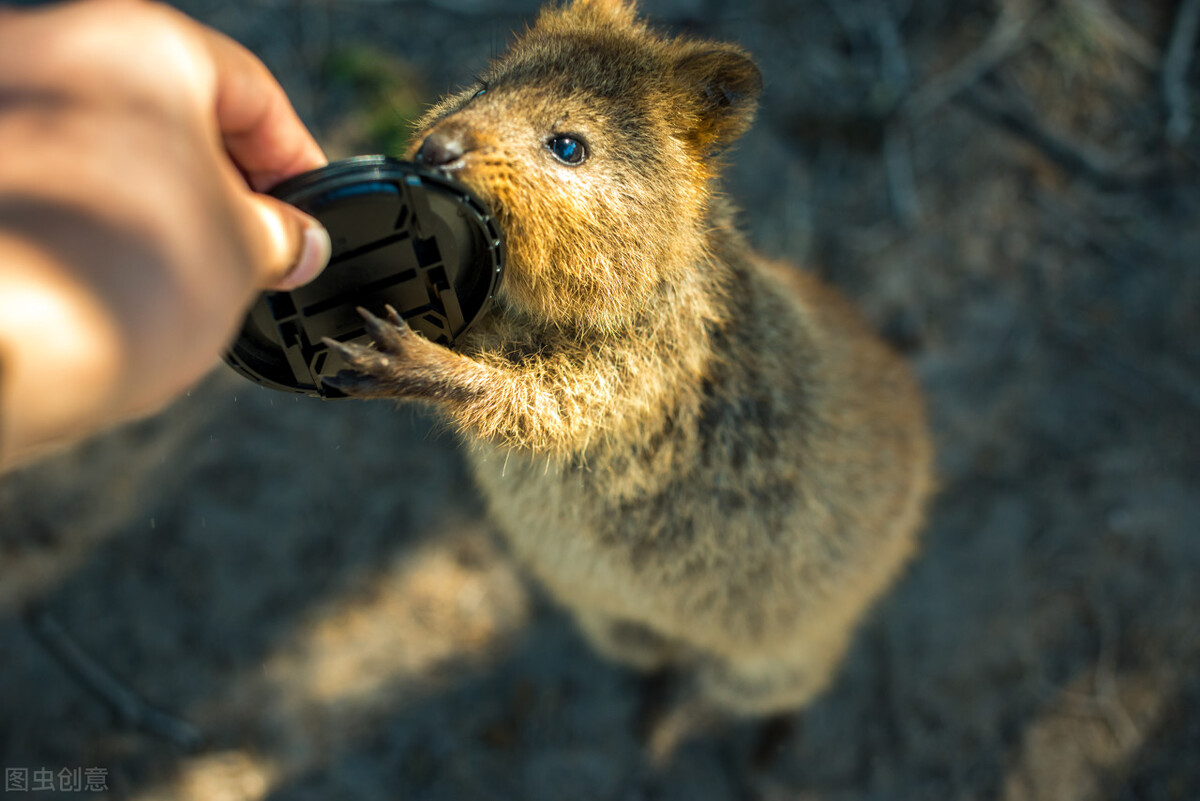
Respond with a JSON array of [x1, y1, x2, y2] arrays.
[[327, 0, 933, 718]]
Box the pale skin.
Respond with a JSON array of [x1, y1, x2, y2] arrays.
[[0, 0, 332, 472]]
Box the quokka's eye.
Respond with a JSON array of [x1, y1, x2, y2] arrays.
[[547, 134, 587, 165]]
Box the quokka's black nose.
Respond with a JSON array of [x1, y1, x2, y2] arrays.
[[414, 130, 465, 167]]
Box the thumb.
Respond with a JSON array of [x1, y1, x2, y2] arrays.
[[241, 192, 332, 291]]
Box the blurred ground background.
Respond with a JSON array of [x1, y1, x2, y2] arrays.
[[2, 0, 1200, 799]]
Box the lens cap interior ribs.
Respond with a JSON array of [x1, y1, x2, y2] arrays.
[[224, 156, 504, 398]]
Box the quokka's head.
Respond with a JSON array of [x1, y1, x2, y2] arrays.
[[406, 0, 761, 333]]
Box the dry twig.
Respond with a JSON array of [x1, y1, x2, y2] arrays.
[[961, 80, 1153, 186], [871, 0, 911, 92], [1060, 0, 1159, 69], [884, 122, 922, 226], [1163, 0, 1200, 145], [904, 0, 1042, 121], [26, 608, 203, 750], [870, 0, 922, 226]]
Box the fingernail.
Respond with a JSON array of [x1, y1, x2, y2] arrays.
[[277, 224, 331, 290]]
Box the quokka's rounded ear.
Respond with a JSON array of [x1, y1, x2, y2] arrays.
[[671, 44, 763, 153]]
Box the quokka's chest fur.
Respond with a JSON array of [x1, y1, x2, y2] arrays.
[[463, 251, 927, 654]]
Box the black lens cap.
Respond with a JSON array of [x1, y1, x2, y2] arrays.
[[224, 156, 504, 398]]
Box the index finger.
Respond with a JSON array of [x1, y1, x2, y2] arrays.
[[200, 26, 327, 192]]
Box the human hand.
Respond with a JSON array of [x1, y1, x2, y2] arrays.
[[0, 0, 330, 470]]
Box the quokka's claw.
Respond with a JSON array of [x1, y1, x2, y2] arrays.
[[322, 336, 376, 366], [320, 335, 394, 378], [318, 310, 438, 399], [356, 306, 410, 354], [384, 304, 406, 328], [319, 369, 373, 394], [319, 331, 411, 397]]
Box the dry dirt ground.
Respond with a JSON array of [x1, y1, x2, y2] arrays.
[[3, 1, 1199, 799]]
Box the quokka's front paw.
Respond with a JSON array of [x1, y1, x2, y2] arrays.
[[321, 306, 461, 400]]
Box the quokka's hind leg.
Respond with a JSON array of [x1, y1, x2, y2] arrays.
[[639, 634, 849, 767], [571, 611, 697, 755]]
